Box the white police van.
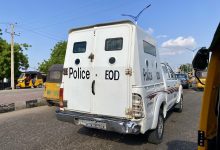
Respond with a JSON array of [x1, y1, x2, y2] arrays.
[[56, 20, 183, 144]]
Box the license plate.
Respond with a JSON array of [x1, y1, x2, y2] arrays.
[[78, 119, 106, 130]]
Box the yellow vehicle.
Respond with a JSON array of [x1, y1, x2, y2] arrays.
[[192, 22, 220, 150], [16, 71, 44, 88], [195, 71, 207, 89], [44, 64, 63, 106]]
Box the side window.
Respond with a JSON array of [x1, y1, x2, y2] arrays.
[[143, 41, 156, 56], [162, 66, 170, 79], [105, 38, 123, 51], [166, 65, 176, 79], [73, 41, 87, 53]]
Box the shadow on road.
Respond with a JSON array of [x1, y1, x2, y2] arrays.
[[166, 140, 197, 150], [77, 110, 182, 146], [78, 127, 149, 145]]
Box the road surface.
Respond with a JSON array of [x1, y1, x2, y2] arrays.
[[0, 89, 202, 150]]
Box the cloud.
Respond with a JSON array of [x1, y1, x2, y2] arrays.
[[156, 35, 168, 39], [146, 27, 154, 35], [160, 36, 197, 56], [162, 36, 196, 49], [159, 48, 185, 56]]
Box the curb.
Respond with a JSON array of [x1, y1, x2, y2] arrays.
[[0, 99, 47, 113]]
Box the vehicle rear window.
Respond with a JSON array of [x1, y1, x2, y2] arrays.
[[105, 38, 123, 51], [143, 41, 156, 56], [47, 71, 62, 83], [73, 41, 87, 53], [176, 74, 187, 79]]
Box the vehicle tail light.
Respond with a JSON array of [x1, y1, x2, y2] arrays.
[[132, 93, 144, 119], [59, 88, 64, 109]]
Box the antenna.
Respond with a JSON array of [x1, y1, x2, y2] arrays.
[[122, 4, 151, 24]]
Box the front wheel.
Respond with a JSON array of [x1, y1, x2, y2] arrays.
[[147, 110, 164, 144]]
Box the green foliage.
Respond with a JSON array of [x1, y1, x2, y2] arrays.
[[0, 30, 30, 80], [179, 63, 193, 73], [38, 41, 67, 73]]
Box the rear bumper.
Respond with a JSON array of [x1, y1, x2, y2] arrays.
[[56, 109, 140, 134]]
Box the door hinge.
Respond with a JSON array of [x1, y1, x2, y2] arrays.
[[125, 68, 132, 76], [198, 130, 205, 147]]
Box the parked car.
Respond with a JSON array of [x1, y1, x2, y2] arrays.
[[175, 73, 189, 89], [56, 20, 183, 144]]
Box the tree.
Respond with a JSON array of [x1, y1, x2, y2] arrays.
[[38, 41, 67, 73], [0, 30, 30, 80], [179, 63, 193, 74]]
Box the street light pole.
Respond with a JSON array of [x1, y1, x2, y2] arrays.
[[121, 4, 151, 24], [185, 47, 202, 76]]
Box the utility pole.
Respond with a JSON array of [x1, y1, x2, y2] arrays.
[[6, 23, 20, 90]]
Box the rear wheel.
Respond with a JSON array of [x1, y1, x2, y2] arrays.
[[147, 109, 164, 144], [175, 95, 183, 112]]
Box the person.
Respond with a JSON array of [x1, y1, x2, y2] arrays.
[[31, 75, 36, 88], [25, 74, 31, 86]]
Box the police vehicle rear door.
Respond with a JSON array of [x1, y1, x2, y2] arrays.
[[91, 25, 132, 118], [64, 29, 94, 113]]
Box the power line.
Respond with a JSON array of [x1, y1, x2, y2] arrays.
[[17, 25, 62, 41], [19, 0, 99, 27], [0, 22, 10, 25], [26, 0, 132, 30]]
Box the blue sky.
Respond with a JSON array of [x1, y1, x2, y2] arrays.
[[0, 0, 220, 71]]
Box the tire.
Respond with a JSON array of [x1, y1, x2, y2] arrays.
[[175, 95, 183, 113], [37, 84, 42, 88], [47, 101, 54, 106], [147, 109, 164, 144]]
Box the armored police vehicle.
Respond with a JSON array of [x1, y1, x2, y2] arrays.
[[56, 20, 183, 144]]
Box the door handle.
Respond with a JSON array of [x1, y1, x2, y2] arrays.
[[92, 80, 95, 95]]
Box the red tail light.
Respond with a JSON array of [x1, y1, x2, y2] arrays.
[[59, 88, 64, 108]]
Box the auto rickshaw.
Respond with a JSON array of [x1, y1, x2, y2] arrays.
[[43, 64, 63, 106], [192, 22, 220, 150], [16, 71, 44, 88], [195, 70, 207, 89]]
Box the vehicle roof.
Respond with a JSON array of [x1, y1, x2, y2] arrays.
[[48, 64, 63, 71], [22, 71, 41, 74], [69, 20, 135, 33]]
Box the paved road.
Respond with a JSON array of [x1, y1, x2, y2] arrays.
[[0, 89, 203, 150], [0, 88, 44, 106]]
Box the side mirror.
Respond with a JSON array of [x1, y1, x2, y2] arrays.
[[192, 47, 209, 71]]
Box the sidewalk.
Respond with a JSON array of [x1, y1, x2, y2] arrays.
[[0, 88, 46, 113]]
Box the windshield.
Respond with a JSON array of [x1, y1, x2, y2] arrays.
[[197, 71, 207, 78], [19, 73, 25, 79]]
